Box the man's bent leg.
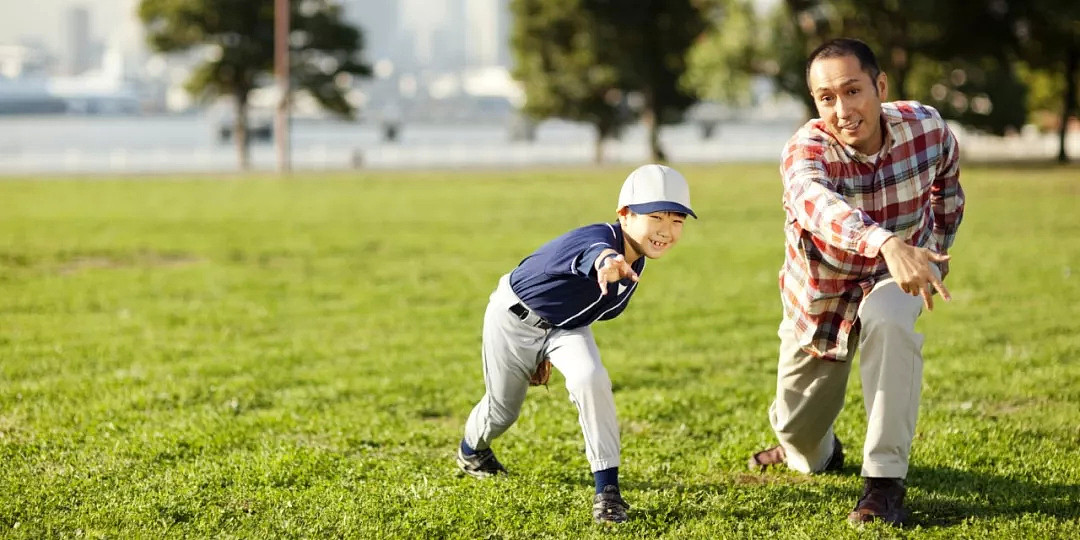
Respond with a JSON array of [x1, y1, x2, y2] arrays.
[[856, 278, 926, 479], [769, 317, 853, 473]]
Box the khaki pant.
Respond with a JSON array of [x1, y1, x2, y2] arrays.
[[769, 276, 929, 479]]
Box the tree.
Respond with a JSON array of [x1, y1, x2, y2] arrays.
[[683, 0, 764, 108], [763, 0, 1028, 136], [510, 0, 710, 162], [592, 0, 712, 162], [139, 0, 371, 169], [1007, 0, 1080, 162], [758, 0, 931, 118], [511, 0, 628, 163]]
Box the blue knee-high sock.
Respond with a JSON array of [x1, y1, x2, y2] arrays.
[[460, 439, 477, 457], [593, 467, 619, 494]]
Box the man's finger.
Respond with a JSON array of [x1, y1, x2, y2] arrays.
[[597, 274, 607, 293], [930, 274, 952, 302], [927, 251, 951, 263], [920, 284, 934, 311]]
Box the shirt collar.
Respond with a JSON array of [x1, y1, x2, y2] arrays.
[[829, 102, 901, 163]]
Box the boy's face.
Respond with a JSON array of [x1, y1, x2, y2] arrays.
[[618, 209, 685, 260]]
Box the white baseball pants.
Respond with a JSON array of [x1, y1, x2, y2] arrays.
[[463, 274, 621, 472]]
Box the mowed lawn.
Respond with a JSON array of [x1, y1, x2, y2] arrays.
[[1, 164, 1078, 538]]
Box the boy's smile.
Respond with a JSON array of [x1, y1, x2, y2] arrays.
[[618, 210, 685, 263]]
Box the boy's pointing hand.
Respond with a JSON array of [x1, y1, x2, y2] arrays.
[[596, 253, 639, 294]]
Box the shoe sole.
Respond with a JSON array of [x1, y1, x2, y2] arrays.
[[749, 438, 844, 473], [747, 446, 786, 472], [456, 454, 506, 479], [594, 517, 628, 525], [847, 510, 906, 528], [593, 510, 629, 525]]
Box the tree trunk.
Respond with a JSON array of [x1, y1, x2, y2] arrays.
[[1058, 44, 1078, 164], [234, 88, 250, 170], [643, 105, 666, 163], [891, 46, 909, 101], [593, 125, 605, 164]]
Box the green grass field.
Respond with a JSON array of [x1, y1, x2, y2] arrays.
[[1, 164, 1078, 538]]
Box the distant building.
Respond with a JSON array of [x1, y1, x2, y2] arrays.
[[64, 6, 95, 76], [341, 0, 516, 123], [0, 45, 64, 114], [342, 0, 401, 64], [465, 0, 511, 67], [0, 44, 52, 79]]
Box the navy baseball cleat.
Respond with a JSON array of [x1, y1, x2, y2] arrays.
[[592, 485, 630, 524], [456, 446, 508, 478]]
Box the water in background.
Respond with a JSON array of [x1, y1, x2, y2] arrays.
[[2, 114, 1075, 175], [0, 113, 801, 174]]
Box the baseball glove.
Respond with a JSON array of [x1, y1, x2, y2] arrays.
[[529, 358, 552, 387]]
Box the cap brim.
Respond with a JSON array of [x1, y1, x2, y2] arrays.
[[626, 202, 697, 219]]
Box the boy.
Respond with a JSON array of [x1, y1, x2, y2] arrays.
[[456, 164, 696, 525]]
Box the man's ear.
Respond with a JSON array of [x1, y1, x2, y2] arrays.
[[876, 72, 888, 101]]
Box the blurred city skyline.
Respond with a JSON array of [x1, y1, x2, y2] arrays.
[[0, 1, 781, 73], [0, 0, 515, 75], [0, 0, 526, 117], [6, 0, 1066, 175], [0, 0, 133, 56]]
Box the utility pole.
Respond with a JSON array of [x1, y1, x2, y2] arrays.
[[274, 0, 291, 173]]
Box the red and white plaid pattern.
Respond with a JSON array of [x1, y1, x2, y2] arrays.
[[779, 101, 965, 361]]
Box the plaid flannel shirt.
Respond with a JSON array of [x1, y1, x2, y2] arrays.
[[779, 101, 965, 361]]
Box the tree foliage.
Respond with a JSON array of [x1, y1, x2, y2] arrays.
[[511, 0, 710, 162], [1007, 0, 1080, 161], [139, 0, 371, 168], [593, 0, 711, 161], [682, 0, 761, 108], [764, 0, 1027, 135], [511, 0, 626, 163]]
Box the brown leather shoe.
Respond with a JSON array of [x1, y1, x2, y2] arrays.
[[748, 436, 843, 472], [748, 444, 786, 471], [847, 477, 907, 526]]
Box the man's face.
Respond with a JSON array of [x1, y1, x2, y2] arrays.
[[619, 210, 685, 260], [808, 54, 888, 155]]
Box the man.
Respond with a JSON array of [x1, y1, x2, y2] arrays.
[[749, 38, 965, 526]]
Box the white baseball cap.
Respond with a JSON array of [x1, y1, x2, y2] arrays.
[[617, 164, 697, 218]]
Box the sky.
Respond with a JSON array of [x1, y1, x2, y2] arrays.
[[0, 0, 134, 53], [0, 0, 782, 65]]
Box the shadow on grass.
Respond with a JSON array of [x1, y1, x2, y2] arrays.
[[615, 465, 1080, 529], [622, 476, 853, 525], [906, 465, 1080, 528]]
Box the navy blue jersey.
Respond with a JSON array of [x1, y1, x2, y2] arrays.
[[509, 222, 645, 329]]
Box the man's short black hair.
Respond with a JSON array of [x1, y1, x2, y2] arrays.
[[805, 38, 882, 92]]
